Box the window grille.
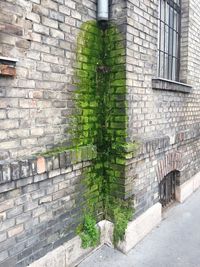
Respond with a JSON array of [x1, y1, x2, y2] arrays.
[[159, 171, 178, 207], [158, 0, 181, 81]]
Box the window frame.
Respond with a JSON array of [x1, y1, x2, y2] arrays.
[[157, 0, 182, 82]]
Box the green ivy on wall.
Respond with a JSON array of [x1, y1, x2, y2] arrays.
[[73, 21, 136, 248]]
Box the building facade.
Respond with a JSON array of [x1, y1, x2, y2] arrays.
[[0, 0, 200, 266]]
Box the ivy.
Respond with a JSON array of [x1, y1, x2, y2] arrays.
[[72, 21, 136, 248]]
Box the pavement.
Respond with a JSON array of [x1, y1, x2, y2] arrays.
[[78, 188, 200, 267]]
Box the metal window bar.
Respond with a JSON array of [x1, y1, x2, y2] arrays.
[[158, 0, 181, 81], [159, 171, 176, 207]]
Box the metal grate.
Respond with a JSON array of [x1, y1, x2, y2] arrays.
[[158, 0, 181, 81], [159, 171, 177, 207]]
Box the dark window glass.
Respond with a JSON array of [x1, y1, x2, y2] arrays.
[[158, 0, 181, 81]]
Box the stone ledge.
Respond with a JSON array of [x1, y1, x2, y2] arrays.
[[28, 235, 101, 267], [152, 78, 192, 93], [28, 203, 162, 267], [0, 145, 97, 185], [176, 170, 200, 203], [117, 202, 162, 254]]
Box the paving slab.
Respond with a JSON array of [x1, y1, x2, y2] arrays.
[[78, 188, 200, 267]]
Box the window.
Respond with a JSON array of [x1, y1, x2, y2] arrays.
[[158, 171, 179, 207], [158, 0, 181, 81]]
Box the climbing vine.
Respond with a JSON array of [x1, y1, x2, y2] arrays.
[[73, 20, 137, 248]]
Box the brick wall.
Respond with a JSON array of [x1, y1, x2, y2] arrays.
[[0, 0, 129, 266], [0, 0, 96, 160], [0, 145, 96, 266], [126, 0, 200, 215], [1, 0, 200, 265], [0, 1, 99, 266]]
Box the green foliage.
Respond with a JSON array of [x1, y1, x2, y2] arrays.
[[33, 20, 138, 250], [76, 214, 100, 249], [74, 21, 136, 248], [106, 198, 133, 245]]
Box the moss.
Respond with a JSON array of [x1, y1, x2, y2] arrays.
[[105, 197, 133, 245], [32, 20, 137, 248], [72, 20, 137, 248]]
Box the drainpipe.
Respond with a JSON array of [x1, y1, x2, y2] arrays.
[[97, 0, 109, 21]]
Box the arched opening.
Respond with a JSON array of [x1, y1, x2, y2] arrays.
[[159, 170, 180, 207]]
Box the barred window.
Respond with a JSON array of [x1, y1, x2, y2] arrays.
[[158, 0, 181, 81]]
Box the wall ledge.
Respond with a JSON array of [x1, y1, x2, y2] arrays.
[[176, 170, 200, 203], [0, 144, 97, 187], [152, 78, 192, 93], [28, 203, 162, 266]]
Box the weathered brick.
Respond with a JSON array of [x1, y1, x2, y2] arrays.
[[41, 0, 58, 11], [16, 177, 33, 187], [49, 10, 64, 22], [24, 201, 38, 212], [32, 4, 49, 16], [48, 169, 61, 178], [64, 0, 76, 9], [33, 23, 49, 35], [0, 199, 14, 213], [7, 206, 23, 219], [0, 218, 15, 231], [26, 12, 41, 23], [0, 250, 8, 262], [39, 195, 52, 204], [37, 157, 46, 174], [59, 5, 70, 15], [8, 224, 24, 237], [16, 212, 31, 224], [50, 28, 64, 39], [0, 232, 7, 243], [32, 206, 46, 217], [42, 16, 58, 28], [39, 211, 53, 222]]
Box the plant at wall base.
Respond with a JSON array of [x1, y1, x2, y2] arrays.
[[105, 197, 133, 246], [76, 214, 100, 249]]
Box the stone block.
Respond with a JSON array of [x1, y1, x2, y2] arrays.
[[176, 170, 200, 203], [20, 160, 30, 178], [37, 157, 46, 174], [0, 165, 11, 184], [117, 203, 162, 254]]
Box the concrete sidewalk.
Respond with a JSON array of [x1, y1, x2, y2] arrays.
[[78, 188, 200, 267]]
